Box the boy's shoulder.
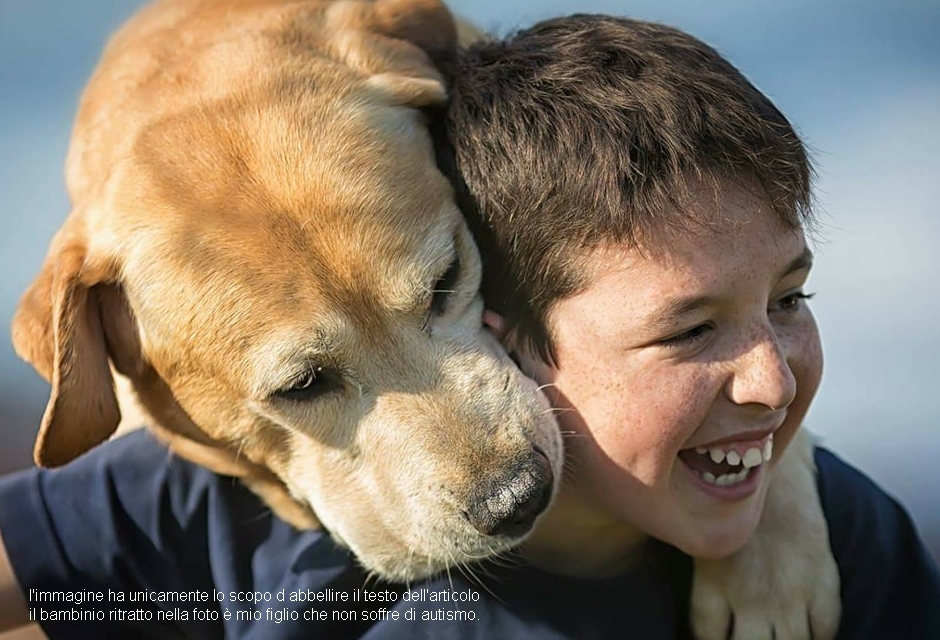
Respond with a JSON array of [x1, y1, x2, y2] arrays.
[[814, 446, 940, 637]]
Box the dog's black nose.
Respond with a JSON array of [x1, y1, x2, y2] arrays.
[[465, 449, 554, 538]]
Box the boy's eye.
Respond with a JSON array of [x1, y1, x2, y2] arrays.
[[658, 323, 713, 347], [772, 291, 815, 313]]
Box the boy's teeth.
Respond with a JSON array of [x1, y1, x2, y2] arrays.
[[694, 435, 774, 470], [742, 448, 763, 468], [701, 468, 749, 487]]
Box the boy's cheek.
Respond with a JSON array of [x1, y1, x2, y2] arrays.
[[769, 327, 823, 468], [788, 315, 824, 413]]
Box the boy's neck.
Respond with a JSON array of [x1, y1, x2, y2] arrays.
[[520, 485, 648, 578]]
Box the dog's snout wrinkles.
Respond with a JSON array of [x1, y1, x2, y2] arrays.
[[466, 449, 554, 538]]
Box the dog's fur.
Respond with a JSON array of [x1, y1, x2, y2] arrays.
[[12, 0, 839, 636], [12, 0, 562, 581]]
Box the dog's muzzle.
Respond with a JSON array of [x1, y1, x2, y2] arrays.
[[464, 447, 554, 538]]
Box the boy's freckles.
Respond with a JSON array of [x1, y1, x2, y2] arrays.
[[519, 179, 823, 569]]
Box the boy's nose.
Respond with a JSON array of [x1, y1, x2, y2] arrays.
[[725, 327, 797, 411]]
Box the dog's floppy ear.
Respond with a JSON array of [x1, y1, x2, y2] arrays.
[[326, 0, 457, 107], [11, 220, 123, 467], [370, 0, 457, 67]]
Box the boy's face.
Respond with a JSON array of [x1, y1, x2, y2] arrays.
[[517, 179, 822, 562]]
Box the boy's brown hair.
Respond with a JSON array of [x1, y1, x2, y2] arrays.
[[434, 14, 814, 363]]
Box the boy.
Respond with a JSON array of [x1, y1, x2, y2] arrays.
[[432, 14, 940, 637], [3, 12, 939, 640]]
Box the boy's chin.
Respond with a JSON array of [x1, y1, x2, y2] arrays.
[[668, 469, 771, 559], [673, 503, 765, 560]]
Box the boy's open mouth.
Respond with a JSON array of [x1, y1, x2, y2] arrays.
[[678, 435, 774, 487]]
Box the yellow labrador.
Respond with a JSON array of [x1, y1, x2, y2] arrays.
[[11, 0, 839, 637]]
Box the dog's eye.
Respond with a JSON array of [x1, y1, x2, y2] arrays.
[[430, 256, 461, 316], [275, 366, 341, 402]]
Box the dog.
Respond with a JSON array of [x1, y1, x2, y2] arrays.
[[11, 0, 839, 637]]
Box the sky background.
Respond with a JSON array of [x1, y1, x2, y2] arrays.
[[1, 0, 938, 558]]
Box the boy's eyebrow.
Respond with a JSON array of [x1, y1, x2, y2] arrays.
[[647, 245, 815, 329], [648, 294, 716, 331], [780, 245, 814, 279]]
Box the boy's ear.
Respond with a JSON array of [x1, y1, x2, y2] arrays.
[[482, 309, 510, 343], [326, 0, 458, 107], [11, 222, 124, 467]]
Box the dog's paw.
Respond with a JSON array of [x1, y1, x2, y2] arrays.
[[690, 430, 841, 640], [690, 543, 840, 640]]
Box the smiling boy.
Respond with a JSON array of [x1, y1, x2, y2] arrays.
[[436, 12, 940, 636], [504, 182, 821, 570], [445, 17, 820, 570]]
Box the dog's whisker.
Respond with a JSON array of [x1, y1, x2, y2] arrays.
[[486, 548, 525, 570], [478, 549, 519, 575], [362, 571, 378, 591], [562, 461, 579, 480], [543, 406, 575, 415], [240, 507, 273, 526], [445, 560, 456, 593], [453, 549, 495, 562], [449, 551, 498, 601], [463, 555, 510, 605], [456, 560, 490, 595], [404, 547, 416, 592]]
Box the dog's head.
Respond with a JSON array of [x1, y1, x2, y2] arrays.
[[12, 0, 562, 581]]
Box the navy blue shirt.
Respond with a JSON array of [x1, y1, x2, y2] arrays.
[[1, 429, 938, 638]]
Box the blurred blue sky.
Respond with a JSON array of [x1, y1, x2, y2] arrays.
[[1, 0, 938, 553]]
